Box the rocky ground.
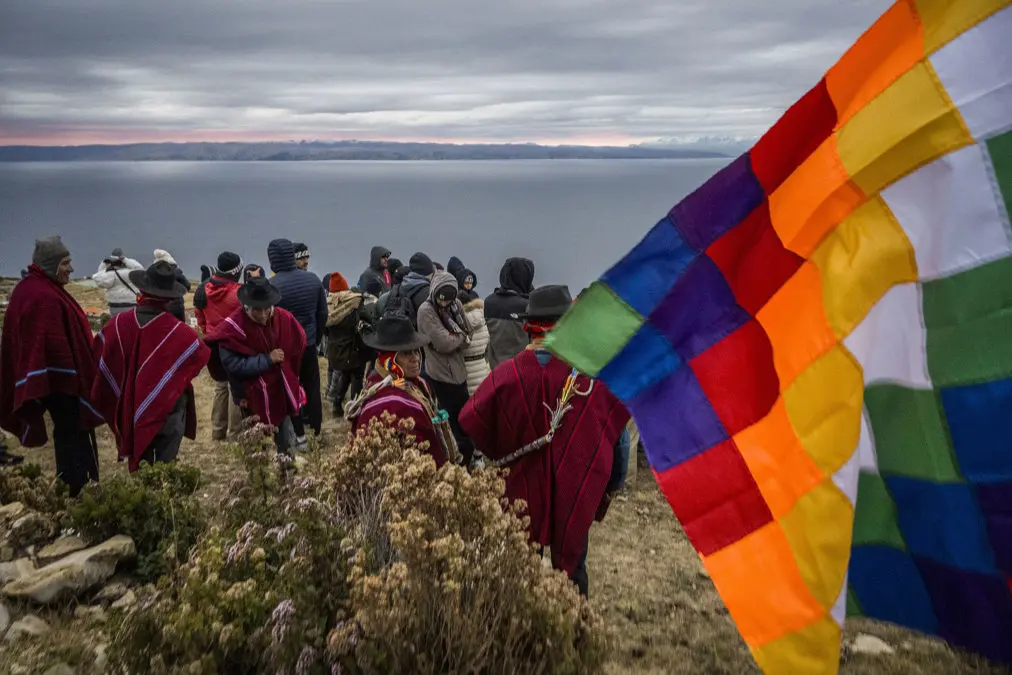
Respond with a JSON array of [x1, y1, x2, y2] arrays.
[[0, 280, 1008, 674]]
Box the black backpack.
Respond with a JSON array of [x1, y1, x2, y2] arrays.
[[386, 284, 424, 328]]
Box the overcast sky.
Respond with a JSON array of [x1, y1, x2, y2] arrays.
[[0, 0, 891, 146]]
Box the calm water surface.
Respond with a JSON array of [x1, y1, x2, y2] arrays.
[[0, 159, 727, 291]]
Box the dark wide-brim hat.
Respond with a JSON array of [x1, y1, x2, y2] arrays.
[[129, 261, 188, 299], [362, 310, 430, 352], [237, 276, 282, 308], [523, 284, 573, 321]]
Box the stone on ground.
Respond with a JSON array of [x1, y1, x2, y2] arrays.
[[0, 558, 34, 585], [2, 535, 136, 604], [852, 634, 896, 656], [93, 581, 129, 604], [0, 601, 9, 637], [74, 605, 107, 623], [6, 512, 56, 548], [5, 614, 50, 641], [111, 589, 137, 610], [37, 536, 87, 564], [0, 502, 26, 522]]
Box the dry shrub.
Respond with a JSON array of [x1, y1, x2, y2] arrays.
[[328, 413, 608, 675], [0, 462, 69, 513], [110, 429, 352, 675]]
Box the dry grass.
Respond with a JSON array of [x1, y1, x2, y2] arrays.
[[2, 281, 1009, 674]]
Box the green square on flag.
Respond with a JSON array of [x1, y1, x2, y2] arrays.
[[864, 384, 961, 482], [852, 472, 907, 551], [546, 282, 643, 376]]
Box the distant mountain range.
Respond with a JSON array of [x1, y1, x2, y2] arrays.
[[636, 135, 756, 156], [0, 140, 731, 162]]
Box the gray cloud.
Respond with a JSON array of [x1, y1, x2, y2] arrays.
[[0, 0, 891, 144]]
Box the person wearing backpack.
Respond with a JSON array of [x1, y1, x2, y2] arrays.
[[324, 272, 377, 415], [386, 252, 435, 326]]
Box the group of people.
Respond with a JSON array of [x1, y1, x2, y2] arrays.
[[0, 236, 633, 596]]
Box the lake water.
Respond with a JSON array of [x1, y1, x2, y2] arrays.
[[0, 159, 727, 292]]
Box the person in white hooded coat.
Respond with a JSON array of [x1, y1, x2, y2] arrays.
[[462, 298, 491, 395], [93, 248, 144, 315]]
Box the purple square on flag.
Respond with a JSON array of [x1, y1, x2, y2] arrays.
[[628, 364, 729, 472], [670, 153, 766, 251], [915, 558, 1012, 664], [649, 255, 750, 362], [976, 483, 1012, 575]]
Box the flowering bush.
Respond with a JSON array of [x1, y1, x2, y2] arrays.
[[111, 413, 608, 674], [330, 414, 607, 675]]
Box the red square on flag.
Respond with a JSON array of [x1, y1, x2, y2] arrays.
[[655, 439, 773, 556], [690, 318, 779, 436], [707, 204, 804, 316]]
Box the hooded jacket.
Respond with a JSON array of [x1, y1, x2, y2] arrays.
[[93, 256, 144, 306], [267, 239, 327, 347], [448, 256, 479, 303], [484, 257, 535, 369], [417, 271, 469, 385], [462, 298, 491, 394], [358, 246, 392, 297], [193, 274, 242, 334], [150, 249, 191, 321]]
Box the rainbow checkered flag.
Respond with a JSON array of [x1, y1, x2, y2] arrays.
[[546, 1, 1012, 672]]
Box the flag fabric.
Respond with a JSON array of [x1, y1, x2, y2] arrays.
[[545, 1, 1012, 672]]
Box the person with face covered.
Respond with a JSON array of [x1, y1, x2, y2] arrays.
[[344, 310, 457, 467], [204, 277, 307, 456], [0, 237, 103, 495], [416, 271, 475, 466]]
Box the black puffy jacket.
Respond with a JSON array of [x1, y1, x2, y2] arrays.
[[484, 258, 534, 369], [267, 239, 327, 347]]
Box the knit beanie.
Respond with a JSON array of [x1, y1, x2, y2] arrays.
[[294, 242, 310, 260], [409, 252, 435, 276], [110, 248, 124, 258], [32, 236, 71, 280], [154, 249, 177, 265], [329, 272, 349, 293], [387, 257, 404, 275], [217, 251, 242, 277]]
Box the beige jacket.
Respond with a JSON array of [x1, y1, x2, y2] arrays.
[[462, 299, 491, 394], [417, 272, 468, 385]]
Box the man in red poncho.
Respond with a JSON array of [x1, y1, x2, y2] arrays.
[[459, 285, 630, 597], [91, 261, 210, 472], [344, 309, 455, 467], [0, 236, 104, 495], [204, 277, 307, 455]]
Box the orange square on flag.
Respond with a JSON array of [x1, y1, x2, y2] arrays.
[[768, 135, 866, 257], [827, 0, 924, 126], [704, 522, 827, 647], [734, 398, 826, 519], [756, 262, 838, 390]]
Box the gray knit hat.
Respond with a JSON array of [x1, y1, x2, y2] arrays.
[[32, 236, 71, 279]]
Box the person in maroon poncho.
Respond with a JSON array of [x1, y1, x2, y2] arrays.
[[0, 236, 104, 495], [204, 277, 307, 456], [459, 285, 631, 597], [344, 309, 459, 467], [91, 261, 210, 472]]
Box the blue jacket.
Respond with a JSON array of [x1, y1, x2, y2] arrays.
[[267, 239, 327, 348]]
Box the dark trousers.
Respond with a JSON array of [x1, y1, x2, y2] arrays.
[[331, 368, 364, 414], [240, 407, 296, 456], [137, 391, 188, 467], [426, 378, 474, 467], [43, 394, 99, 497], [541, 537, 590, 598], [294, 344, 322, 436]]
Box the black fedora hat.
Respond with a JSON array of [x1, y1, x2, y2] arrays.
[[523, 284, 573, 321], [237, 276, 282, 309], [362, 310, 430, 352], [128, 261, 188, 299]]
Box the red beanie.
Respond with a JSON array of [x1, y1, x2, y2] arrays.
[[329, 272, 349, 293]]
